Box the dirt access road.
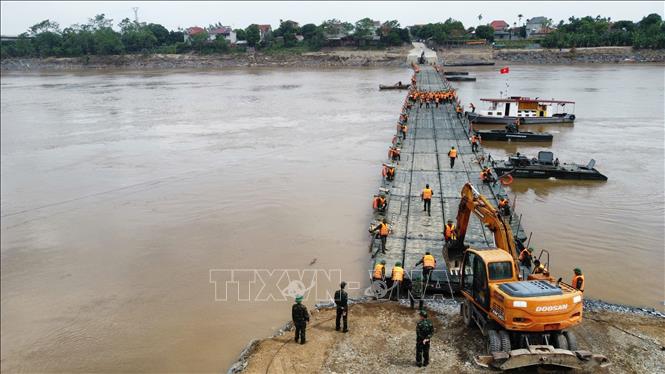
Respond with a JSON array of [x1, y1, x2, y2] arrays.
[[237, 301, 664, 373]]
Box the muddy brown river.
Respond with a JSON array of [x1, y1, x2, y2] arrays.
[[1, 65, 663, 372]]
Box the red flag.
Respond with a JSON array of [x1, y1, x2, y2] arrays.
[[500, 66, 510, 74]]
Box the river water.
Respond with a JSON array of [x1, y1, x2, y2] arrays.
[[1, 65, 663, 372]]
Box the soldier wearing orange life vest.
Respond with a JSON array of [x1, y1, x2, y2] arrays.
[[470, 133, 481, 152], [415, 251, 436, 281], [444, 219, 457, 243], [519, 247, 533, 269], [391, 261, 405, 300], [572, 268, 585, 292], [389, 146, 401, 162], [372, 260, 386, 281], [369, 218, 390, 254], [498, 197, 511, 216], [448, 146, 457, 168], [421, 184, 433, 216], [373, 194, 387, 213], [382, 164, 395, 181]]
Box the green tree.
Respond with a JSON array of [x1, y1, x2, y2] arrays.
[[88, 14, 113, 30], [354, 18, 376, 40], [234, 28, 246, 40], [245, 24, 260, 47], [300, 23, 317, 40], [28, 19, 61, 36], [93, 27, 123, 54], [147, 23, 170, 45], [475, 25, 494, 41]]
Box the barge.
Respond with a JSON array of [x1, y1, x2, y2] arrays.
[[492, 151, 608, 181]]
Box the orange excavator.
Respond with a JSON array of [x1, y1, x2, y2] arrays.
[[443, 183, 609, 370]]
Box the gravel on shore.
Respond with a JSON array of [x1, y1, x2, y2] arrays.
[[230, 296, 664, 373]]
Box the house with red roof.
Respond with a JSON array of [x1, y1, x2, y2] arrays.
[[489, 20, 513, 40], [209, 26, 237, 44], [490, 20, 510, 31]]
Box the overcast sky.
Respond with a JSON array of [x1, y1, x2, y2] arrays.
[[1, 1, 663, 35]]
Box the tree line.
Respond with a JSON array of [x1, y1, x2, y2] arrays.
[[2, 13, 664, 59], [541, 14, 665, 49]]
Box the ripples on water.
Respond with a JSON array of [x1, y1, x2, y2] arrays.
[[1, 65, 663, 372]]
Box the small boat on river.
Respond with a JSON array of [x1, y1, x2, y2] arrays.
[[379, 82, 411, 90], [492, 151, 607, 181]]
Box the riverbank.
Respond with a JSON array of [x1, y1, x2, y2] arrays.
[[2, 46, 664, 71], [230, 298, 665, 373], [495, 46, 665, 64], [0, 48, 409, 71]]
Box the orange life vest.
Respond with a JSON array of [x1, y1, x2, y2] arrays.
[[444, 224, 456, 239], [572, 274, 585, 291], [373, 263, 385, 279], [519, 249, 530, 261], [449, 149, 457, 158], [471, 135, 479, 144], [423, 254, 436, 268], [379, 223, 389, 236], [373, 197, 385, 209], [499, 199, 509, 207], [392, 266, 404, 281], [387, 167, 395, 177], [422, 188, 432, 200]]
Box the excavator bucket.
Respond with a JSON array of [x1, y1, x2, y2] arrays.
[[475, 345, 610, 371]]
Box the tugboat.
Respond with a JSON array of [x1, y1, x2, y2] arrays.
[[468, 96, 576, 125], [476, 121, 553, 142], [492, 151, 607, 181]]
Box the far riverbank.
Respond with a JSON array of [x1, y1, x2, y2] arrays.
[[2, 46, 664, 71]]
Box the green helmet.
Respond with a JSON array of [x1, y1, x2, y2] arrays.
[[295, 295, 303, 302], [419, 309, 428, 317], [395, 261, 402, 267], [381, 259, 386, 264], [574, 268, 582, 275], [528, 247, 534, 252]]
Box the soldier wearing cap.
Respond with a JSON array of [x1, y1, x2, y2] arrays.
[[292, 295, 309, 344], [334, 281, 349, 332], [416, 309, 434, 367]]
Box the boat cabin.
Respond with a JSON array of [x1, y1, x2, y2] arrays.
[[479, 97, 575, 119]]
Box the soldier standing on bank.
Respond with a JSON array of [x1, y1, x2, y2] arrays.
[[334, 281, 349, 333], [416, 309, 434, 367], [292, 295, 309, 344]]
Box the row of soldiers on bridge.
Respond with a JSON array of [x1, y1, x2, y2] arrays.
[[408, 90, 458, 109]]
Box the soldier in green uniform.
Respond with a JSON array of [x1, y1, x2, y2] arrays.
[[409, 276, 424, 310], [416, 309, 434, 367], [292, 295, 309, 344]]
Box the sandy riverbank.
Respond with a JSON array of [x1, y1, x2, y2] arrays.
[[0, 48, 410, 71], [229, 299, 664, 373], [2, 46, 664, 71]]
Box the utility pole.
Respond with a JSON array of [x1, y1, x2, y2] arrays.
[[132, 7, 139, 23]]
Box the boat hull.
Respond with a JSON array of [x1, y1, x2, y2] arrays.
[[447, 76, 476, 82], [477, 130, 553, 142], [493, 164, 607, 181], [379, 84, 411, 90], [468, 113, 575, 125]]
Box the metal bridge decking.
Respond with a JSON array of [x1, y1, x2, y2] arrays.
[[370, 65, 526, 288]]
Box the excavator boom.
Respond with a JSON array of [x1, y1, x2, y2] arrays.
[[452, 183, 518, 262]]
